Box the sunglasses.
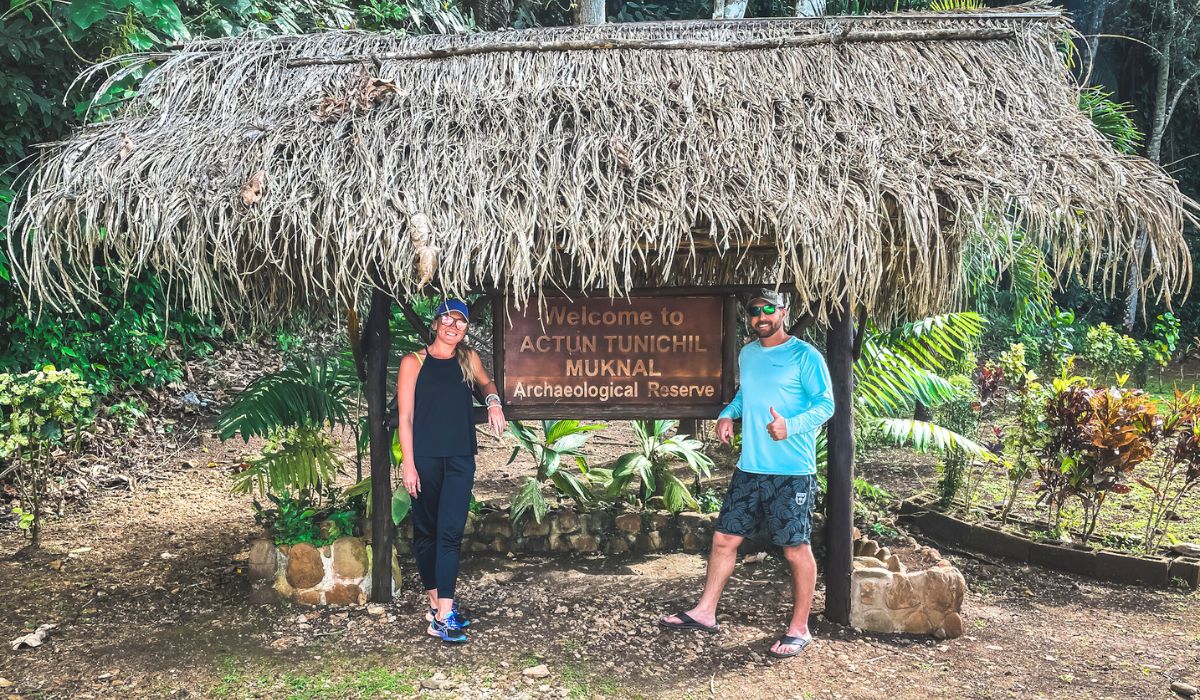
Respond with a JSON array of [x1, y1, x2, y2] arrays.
[[748, 304, 778, 317], [438, 315, 468, 331]]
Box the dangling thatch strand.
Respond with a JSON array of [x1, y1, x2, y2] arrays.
[[7, 5, 1196, 325]]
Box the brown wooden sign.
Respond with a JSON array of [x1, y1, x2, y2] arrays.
[[493, 294, 735, 419]]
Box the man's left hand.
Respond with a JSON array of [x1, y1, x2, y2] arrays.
[[767, 407, 788, 441]]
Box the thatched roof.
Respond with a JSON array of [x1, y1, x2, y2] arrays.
[[8, 5, 1197, 321]]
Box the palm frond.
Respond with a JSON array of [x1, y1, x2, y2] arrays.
[[875, 417, 999, 463], [218, 354, 357, 441], [510, 476, 549, 525], [231, 429, 343, 496]]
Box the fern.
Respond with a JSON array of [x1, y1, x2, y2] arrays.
[[218, 354, 358, 442], [232, 429, 344, 496]]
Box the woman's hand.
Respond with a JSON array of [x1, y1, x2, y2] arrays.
[[402, 461, 420, 497], [488, 404, 507, 437]]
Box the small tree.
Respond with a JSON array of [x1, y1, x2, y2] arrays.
[[0, 367, 94, 547]]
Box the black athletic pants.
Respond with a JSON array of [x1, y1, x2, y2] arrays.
[[411, 455, 475, 599]]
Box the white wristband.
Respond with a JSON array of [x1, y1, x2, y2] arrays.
[[485, 393, 502, 407]]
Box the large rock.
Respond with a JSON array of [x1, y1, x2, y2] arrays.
[[551, 509, 579, 535], [325, 583, 365, 606], [331, 537, 368, 579], [615, 513, 642, 534], [295, 589, 322, 605], [850, 562, 967, 639], [286, 543, 325, 589], [248, 539, 277, 581]]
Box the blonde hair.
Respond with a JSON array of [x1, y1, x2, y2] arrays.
[[431, 315, 481, 387], [456, 345, 480, 387]]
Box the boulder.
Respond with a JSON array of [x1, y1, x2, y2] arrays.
[[295, 589, 322, 606], [1171, 543, 1200, 558], [331, 537, 368, 579], [569, 534, 599, 553], [286, 543, 325, 589], [325, 583, 365, 606], [523, 518, 551, 538], [939, 611, 964, 639], [615, 513, 643, 534], [248, 539, 277, 581], [551, 509, 579, 535]]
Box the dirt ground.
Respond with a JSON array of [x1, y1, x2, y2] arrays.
[[1, 346, 1198, 699]]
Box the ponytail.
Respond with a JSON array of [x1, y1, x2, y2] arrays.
[[456, 344, 480, 387]]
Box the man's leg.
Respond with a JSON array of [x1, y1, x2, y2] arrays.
[[661, 531, 744, 628], [770, 543, 816, 654]]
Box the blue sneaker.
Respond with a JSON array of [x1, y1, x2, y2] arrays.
[[427, 614, 468, 644], [425, 602, 470, 628]]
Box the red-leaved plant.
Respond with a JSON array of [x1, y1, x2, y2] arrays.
[[1138, 390, 1200, 554]]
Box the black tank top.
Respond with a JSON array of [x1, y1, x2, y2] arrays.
[[412, 352, 478, 458]]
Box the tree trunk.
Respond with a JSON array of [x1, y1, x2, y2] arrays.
[[795, 0, 825, 17], [712, 0, 747, 19], [1122, 42, 1171, 332], [366, 288, 395, 603], [824, 302, 856, 625], [574, 0, 604, 25]]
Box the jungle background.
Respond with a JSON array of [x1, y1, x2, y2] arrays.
[[2, 0, 1200, 698]]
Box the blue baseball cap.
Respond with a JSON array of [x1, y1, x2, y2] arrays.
[[435, 298, 470, 321]]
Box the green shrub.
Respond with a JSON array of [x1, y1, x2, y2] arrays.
[[0, 367, 95, 546], [933, 375, 981, 508], [0, 272, 221, 395], [1082, 323, 1143, 381]]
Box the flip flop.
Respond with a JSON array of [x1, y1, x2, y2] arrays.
[[658, 611, 719, 634], [768, 634, 812, 658]]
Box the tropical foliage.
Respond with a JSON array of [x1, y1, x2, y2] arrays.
[[0, 367, 94, 546], [506, 420, 604, 525], [600, 420, 714, 513]]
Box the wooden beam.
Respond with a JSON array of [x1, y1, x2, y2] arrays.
[[286, 27, 1015, 67], [721, 294, 738, 404], [824, 299, 855, 626], [491, 294, 506, 402], [365, 287, 395, 603]]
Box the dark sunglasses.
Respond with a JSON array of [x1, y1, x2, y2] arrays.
[[748, 304, 778, 317]]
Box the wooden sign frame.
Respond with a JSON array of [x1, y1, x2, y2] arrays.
[[491, 292, 738, 420]]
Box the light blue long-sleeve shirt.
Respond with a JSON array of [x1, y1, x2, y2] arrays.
[[718, 337, 835, 475]]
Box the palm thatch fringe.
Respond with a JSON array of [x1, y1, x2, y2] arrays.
[[7, 4, 1196, 324]]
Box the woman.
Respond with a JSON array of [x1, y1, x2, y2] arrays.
[[396, 298, 506, 644]]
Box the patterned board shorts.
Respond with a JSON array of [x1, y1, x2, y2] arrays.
[[714, 470, 819, 547]]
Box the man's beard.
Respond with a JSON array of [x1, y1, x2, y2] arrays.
[[753, 318, 781, 338]]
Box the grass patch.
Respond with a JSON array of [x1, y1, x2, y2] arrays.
[[209, 661, 420, 699]]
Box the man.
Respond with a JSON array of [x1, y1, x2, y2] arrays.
[[660, 289, 834, 658]]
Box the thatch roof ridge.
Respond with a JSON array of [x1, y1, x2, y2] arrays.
[[9, 5, 1195, 322]]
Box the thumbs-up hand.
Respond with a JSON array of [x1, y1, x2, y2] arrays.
[[767, 407, 788, 441]]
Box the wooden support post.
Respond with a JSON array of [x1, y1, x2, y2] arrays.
[[824, 300, 856, 625], [365, 287, 395, 603]]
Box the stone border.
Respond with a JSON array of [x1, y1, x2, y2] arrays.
[[392, 507, 828, 558], [898, 498, 1198, 590], [246, 536, 402, 605], [249, 506, 832, 607]]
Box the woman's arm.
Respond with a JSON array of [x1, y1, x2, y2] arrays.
[[469, 350, 506, 437], [397, 352, 421, 496]]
